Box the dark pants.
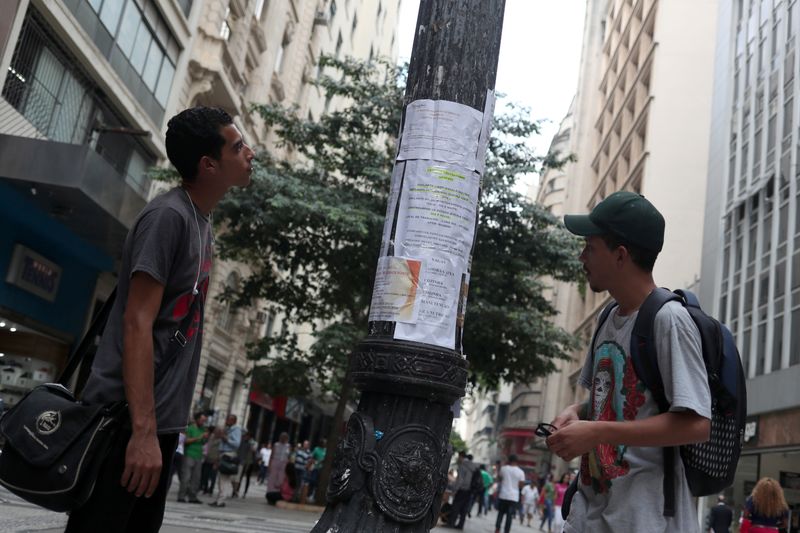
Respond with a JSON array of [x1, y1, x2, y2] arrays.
[[237, 463, 254, 496], [495, 499, 518, 533], [65, 429, 178, 533], [449, 489, 472, 528], [201, 461, 217, 494], [469, 489, 486, 516]]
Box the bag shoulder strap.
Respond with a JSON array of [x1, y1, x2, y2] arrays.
[[630, 287, 683, 519], [58, 288, 117, 385], [630, 287, 682, 412], [61, 286, 203, 388], [590, 301, 618, 357]]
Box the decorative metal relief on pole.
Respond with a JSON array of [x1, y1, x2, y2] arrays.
[[312, 1, 505, 531]]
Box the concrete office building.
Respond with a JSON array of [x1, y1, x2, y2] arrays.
[[701, 0, 800, 525], [515, 0, 719, 483]]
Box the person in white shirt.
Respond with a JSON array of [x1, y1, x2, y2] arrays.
[[521, 481, 540, 527], [257, 443, 272, 484], [495, 454, 526, 533]]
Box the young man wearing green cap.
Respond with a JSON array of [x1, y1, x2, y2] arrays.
[[546, 191, 712, 532]]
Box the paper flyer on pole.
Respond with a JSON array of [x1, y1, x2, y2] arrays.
[[397, 99, 484, 171], [390, 160, 481, 349], [368, 256, 422, 324]]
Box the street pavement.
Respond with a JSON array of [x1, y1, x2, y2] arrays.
[[0, 480, 548, 533]]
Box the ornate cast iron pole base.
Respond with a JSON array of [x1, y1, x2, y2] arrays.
[[310, 340, 467, 532]]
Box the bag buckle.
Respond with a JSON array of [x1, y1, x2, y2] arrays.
[[172, 330, 187, 347]]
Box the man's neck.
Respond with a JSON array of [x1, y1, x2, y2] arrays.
[[182, 182, 223, 216], [609, 275, 657, 315]]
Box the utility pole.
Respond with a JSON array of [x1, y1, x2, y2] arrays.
[[311, 1, 505, 531]]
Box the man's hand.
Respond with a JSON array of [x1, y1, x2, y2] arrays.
[[546, 421, 597, 462], [551, 402, 584, 430], [121, 431, 162, 497]]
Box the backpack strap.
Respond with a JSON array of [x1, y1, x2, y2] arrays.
[[631, 287, 683, 518], [591, 301, 618, 357]]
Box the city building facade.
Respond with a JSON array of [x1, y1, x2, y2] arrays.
[[511, 0, 720, 490], [0, 0, 399, 449], [701, 0, 800, 526], [0, 0, 193, 411]]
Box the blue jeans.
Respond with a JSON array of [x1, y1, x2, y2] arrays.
[[539, 498, 554, 530]]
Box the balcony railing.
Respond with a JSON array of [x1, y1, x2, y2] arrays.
[[1, 8, 154, 194]]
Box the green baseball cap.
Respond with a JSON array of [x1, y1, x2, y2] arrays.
[[563, 191, 665, 252]]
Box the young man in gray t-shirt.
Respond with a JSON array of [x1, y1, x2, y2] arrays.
[[546, 191, 712, 533], [66, 107, 254, 533]]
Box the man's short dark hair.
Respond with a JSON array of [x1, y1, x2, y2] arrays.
[[193, 411, 204, 422], [601, 232, 659, 272], [508, 454, 518, 463], [166, 106, 233, 182]]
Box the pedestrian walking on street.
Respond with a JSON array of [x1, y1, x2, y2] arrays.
[[473, 464, 490, 516], [267, 432, 291, 495], [520, 480, 539, 527], [741, 477, 789, 532], [308, 439, 327, 501], [177, 412, 208, 503], [201, 427, 222, 494], [706, 494, 733, 533], [494, 454, 525, 533], [235, 430, 257, 497], [448, 450, 478, 529], [63, 107, 254, 533], [480, 464, 494, 516], [257, 442, 272, 485], [538, 474, 555, 533], [293, 440, 312, 502], [547, 191, 712, 532], [553, 472, 572, 531], [210, 414, 242, 507]]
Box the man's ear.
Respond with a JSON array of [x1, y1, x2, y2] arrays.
[[615, 245, 628, 265], [199, 154, 217, 174]]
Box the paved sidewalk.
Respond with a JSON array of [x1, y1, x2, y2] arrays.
[[0, 480, 551, 532]]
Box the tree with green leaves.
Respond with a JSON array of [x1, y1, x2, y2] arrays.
[[213, 55, 583, 503], [450, 429, 468, 454]]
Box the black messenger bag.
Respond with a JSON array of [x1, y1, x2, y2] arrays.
[[0, 289, 121, 512], [0, 287, 199, 512], [0, 383, 126, 512]]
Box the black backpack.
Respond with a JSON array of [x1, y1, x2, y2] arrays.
[[594, 288, 747, 517]]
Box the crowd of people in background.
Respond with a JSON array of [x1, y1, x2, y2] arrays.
[[169, 414, 328, 509], [438, 452, 575, 533]]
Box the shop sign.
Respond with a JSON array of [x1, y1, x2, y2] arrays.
[[6, 244, 61, 302], [744, 416, 759, 445]]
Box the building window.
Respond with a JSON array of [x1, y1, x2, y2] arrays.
[[72, 0, 179, 119], [220, 7, 232, 41], [198, 367, 222, 412], [217, 272, 240, 331], [335, 31, 343, 58], [2, 8, 155, 188]]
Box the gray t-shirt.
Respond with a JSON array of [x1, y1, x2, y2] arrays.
[[564, 301, 711, 533], [82, 187, 212, 434]]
